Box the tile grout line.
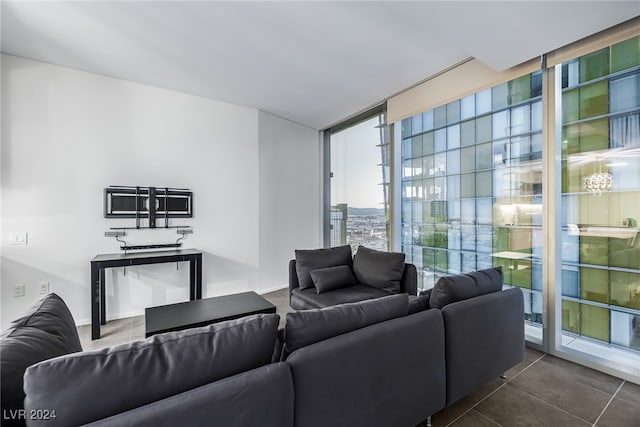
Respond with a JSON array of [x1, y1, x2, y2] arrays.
[[591, 380, 625, 427], [507, 381, 596, 425], [474, 408, 505, 427], [445, 353, 547, 426]]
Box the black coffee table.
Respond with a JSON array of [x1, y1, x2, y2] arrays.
[[144, 291, 276, 337]]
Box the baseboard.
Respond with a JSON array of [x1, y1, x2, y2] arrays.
[[257, 283, 288, 295], [75, 310, 144, 326]]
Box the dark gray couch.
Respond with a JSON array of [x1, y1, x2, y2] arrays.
[[13, 267, 524, 427], [289, 245, 418, 310]]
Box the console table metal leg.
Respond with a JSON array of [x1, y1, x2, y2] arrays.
[[195, 254, 202, 299], [100, 268, 106, 325], [91, 262, 100, 340], [189, 257, 196, 300]]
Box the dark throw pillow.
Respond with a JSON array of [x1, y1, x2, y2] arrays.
[[295, 245, 353, 290], [352, 246, 405, 293], [310, 265, 358, 294], [0, 293, 82, 427], [282, 294, 409, 359], [429, 267, 504, 309]]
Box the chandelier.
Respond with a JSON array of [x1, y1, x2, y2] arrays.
[[583, 158, 613, 195]]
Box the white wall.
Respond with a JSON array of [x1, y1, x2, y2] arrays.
[[1, 55, 320, 327], [258, 111, 321, 293]]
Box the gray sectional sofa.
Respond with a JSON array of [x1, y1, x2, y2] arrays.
[[2, 265, 525, 427], [289, 245, 418, 309]]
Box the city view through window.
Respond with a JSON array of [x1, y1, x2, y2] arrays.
[[330, 114, 389, 253]]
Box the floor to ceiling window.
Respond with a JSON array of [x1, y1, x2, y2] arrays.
[[395, 33, 639, 378], [558, 35, 640, 353], [329, 110, 390, 252], [400, 71, 544, 335]]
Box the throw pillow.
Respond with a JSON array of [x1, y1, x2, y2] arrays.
[[310, 265, 358, 294], [429, 267, 503, 309], [295, 245, 353, 291], [0, 293, 82, 427], [282, 294, 409, 359], [352, 245, 405, 293]]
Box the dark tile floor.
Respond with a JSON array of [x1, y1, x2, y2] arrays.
[[78, 289, 640, 426]]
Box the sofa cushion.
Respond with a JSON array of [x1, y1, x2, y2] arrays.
[[310, 265, 358, 294], [295, 245, 353, 291], [24, 314, 279, 427], [84, 363, 294, 427], [282, 294, 408, 359], [408, 293, 431, 314], [290, 284, 391, 310], [0, 293, 81, 427], [353, 246, 405, 293], [429, 267, 503, 309]]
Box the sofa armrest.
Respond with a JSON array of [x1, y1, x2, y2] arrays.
[[288, 260, 300, 301], [441, 287, 524, 405], [400, 263, 418, 296]]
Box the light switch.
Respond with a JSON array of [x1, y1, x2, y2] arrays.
[[9, 232, 28, 245]]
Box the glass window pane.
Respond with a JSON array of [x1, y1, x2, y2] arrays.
[[476, 88, 492, 115], [581, 304, 610, 342], [476, 171, 493, 198], [423, 131, 434, 155], [401, 119, 412, 139], [492, 83, 509, 110], [447, 175, 460, 200], [411, 134, 423, 158], [423, 110, 435, 131], [476, 115, 492, 143], [460, 173, 476, 198], [562, 300, 581, 334], [579, 47, 609, 83], [461, 250, 476, 271], [610, 74, 640, 113], [610, 271, 640, 310], [461, 94, 475, 120], [492, 110, 510, 140], [611, 36, 640, 73], [434, 128, 447, 152], [461, 120, 476, 146], [447, 100, 461, 124], [447, 149, 460, 176], [434, 152, 446, 176], [448, 250, 461, 274], [447, 124, 460, 149], [434, 105, 447, 128], [509, 74, 531, 104], [580, 267, 609, 303], [476, 142, 493, 170], [579, 118, 608, 153], [460, 146, 475, 173], [412, 113, 423, 133], [579, 80, 608, 119], [562, 267, 579, 297], [532, 101, 542, 131], [511, 105, 530, 135]]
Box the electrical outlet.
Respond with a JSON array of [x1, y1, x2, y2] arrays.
[[13, 284, 25, 297], [39, 281, 50, 294]]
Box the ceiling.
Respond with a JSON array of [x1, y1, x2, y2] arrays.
[[1, 1, 638, 130]]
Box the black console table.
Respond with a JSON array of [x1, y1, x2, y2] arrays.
[[90, 249, 202, 340]]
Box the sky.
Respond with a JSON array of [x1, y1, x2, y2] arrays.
[[330, 116, 385, 209]]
